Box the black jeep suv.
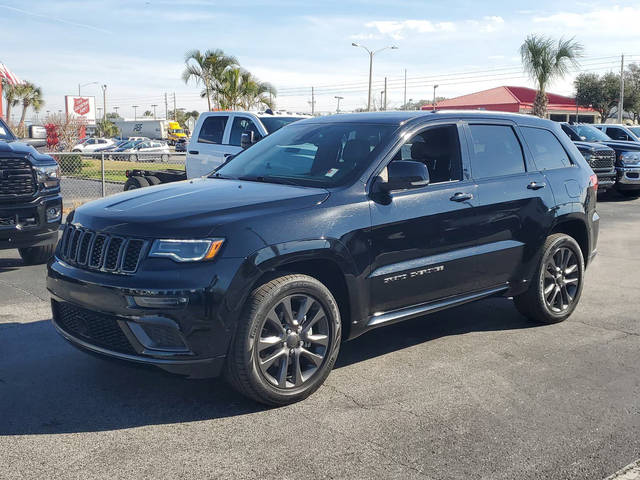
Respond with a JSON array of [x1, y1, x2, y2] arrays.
[[48, 111, 598, 405], [0, 118, 62, 264], [561, 122, 640, 197]]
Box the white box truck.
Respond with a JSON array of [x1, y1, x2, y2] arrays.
[[114, 119, 168, 140]]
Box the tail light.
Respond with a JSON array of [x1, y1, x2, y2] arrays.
[[125, 170, 130, 178], [589, 173, 598, 191]]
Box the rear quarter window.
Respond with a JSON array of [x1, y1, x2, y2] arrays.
[[521, 127, 572, 170]]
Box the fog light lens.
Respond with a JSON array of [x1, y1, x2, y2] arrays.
[[46, 206, 61, 222], [132, 296, 188, 308]]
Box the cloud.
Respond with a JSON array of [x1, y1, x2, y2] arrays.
[[365, 20, 456, 40], [533, 6, 640, 32], [0, 4, 112, 33]]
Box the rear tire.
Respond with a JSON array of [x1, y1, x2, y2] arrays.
[[19, 244, 56, 265], [146, 175, 161, 185], [161, 154, 169, 162], [514, 234, 584, 324], [225, 274, 341, 406], [124, 176, 149, 191]]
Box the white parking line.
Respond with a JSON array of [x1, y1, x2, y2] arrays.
[[605, 460, 640, 480]]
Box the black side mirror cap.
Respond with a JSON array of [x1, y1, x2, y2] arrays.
[[384, 160, 430, 191]]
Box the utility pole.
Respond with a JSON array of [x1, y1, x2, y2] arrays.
[[113, 106, 119, 118], [164, 92, 168, 120], [619, 54, 625, 123], [433, 85, 439, 111], [173, 92, 177, 121], [384, 77, 387, 111], [334, 96, 343, 113], [380, 91, 384, 111], [151, 104, 157, 119], [133, 105, 139, 121], [403, 69, 407, 109], [101, 84, 107, 122], [310, 87, 315, 116]]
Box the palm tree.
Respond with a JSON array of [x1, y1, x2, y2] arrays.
[[182, 49, 238, 110], [218, 67, 243, 110], [2, 79, 21, 126], [17, 82, 44, 132], [520, 35, 583, 117]]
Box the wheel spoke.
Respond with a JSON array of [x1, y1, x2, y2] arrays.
[[300, 347, 323, 367], [260, 348, 286, 370], [564, 277, 578, 285], [292, 350, 304, 387], [548, 286, 560, 308], [258, 335, 282, 352], [276, 353, 290, 388], [543, 283, 556, 295], [265, 309, 285, 334], [280, 297, 295, 327], [563, 284, 574, 304], [296, 296, 314, 323], [301, 309, 325, 335], [565, 264, 578, 275], [305, 333, 329, 347]]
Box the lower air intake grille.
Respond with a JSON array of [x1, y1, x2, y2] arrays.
[[53, 300, 136, 355]]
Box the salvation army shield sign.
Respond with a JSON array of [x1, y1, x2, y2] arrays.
[[73, 97, 90, 116]]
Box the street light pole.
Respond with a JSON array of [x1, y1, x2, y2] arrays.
[[380, 91, 384, 111], [334, 96, 343, 113], [78, 81, 99, 96], [151, 104, 157, 119], [352, 43, 398, 111], [101, 84, 107, 122], [132, 105, 139, 121], [433, 85, 439, 111]]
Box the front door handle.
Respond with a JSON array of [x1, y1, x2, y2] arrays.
[[450, 192, 473, 202], [527, 181, 546, 190], [223, 153, 232, 157], [188, 150, 199, 155]]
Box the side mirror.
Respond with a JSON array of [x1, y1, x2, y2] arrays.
[[384, 160, 430, 191], [240, 130, 255, 149]]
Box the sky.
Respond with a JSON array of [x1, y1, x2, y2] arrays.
[[1, 0, 640, 122]]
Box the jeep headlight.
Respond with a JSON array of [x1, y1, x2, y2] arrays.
[[620, 151, 640, 166], [149, 238, 224, 262], [34, 164, 60, 188]]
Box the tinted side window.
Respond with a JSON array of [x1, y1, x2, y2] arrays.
[[198, 116, 228, 144], [468, 125, 525, 179], [608, 127, 629, 141], [393, 124, 462, 183], [229, 117, 261, 146], [521, 127, 571, 170]]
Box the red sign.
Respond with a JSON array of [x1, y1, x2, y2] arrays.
[[73, 97, 90, 116]]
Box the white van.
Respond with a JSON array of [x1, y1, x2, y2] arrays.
[[186, 111, 305, 178]]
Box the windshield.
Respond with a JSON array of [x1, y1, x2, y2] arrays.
[[213, 122, 396, 187], [570, 124, 612, 142], [260, 117, 303, 133], [628, 126, 640, 138], [0, 119, 16, 141]]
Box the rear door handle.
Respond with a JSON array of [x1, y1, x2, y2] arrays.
[[450, 192, 473, 202], [188, 150, 199, 155], [527, 181, 546, 190]]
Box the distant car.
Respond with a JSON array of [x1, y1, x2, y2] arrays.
[[95, 140, 130, 153], [121, 140, 170, 162], [174, 138, 187, 152], [593, 124, 640, 143], [71, 137, 114, 153], [627, 125, 640, 139]]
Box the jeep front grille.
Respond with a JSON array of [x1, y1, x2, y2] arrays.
[[58, 224, 147, 274]]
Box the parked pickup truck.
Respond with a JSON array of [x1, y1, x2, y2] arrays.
[[0, 117, 62, 264], [561, 123, 640, 197], [49, 111, 598, 405], [122, 111, 304, 190]]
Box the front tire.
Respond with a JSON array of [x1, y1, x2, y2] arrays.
[[225, 274, 341, 406], [19, 244, 56, 265], [514, 234, 584, 324]]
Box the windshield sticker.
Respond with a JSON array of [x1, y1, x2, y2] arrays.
[[325, 168, 339, 177]]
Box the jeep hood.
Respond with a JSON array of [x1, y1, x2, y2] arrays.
[[71, 177, 330, 237]]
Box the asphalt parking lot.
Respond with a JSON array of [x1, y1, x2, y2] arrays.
[[1, 192, 639, 480]]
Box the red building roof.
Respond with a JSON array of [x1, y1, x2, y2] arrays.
[[422, 86, 595, 113]]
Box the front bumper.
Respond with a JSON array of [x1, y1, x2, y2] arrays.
[[0, 194, 62, 249], [616, 166, 640, 189], [47, 255, 247, 378]]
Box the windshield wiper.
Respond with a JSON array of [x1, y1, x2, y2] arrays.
[[238, 175, 299, 186], [210, 172, 237, 179]]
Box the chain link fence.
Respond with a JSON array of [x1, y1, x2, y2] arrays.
[[49, 151, 186, 210]]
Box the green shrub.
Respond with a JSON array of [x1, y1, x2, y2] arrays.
[[55, 154, 83, 175]]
